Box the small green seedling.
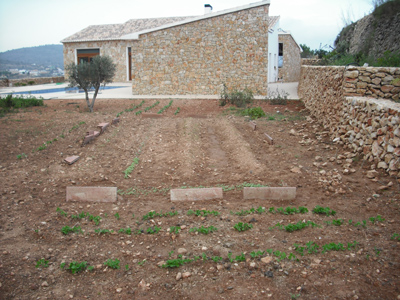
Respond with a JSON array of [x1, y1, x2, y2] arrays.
[[118, 228, 132, 235], [187, 209, 220, 217], [138, 259, 146, 266], [233, 222, 253, 232], [114, 212, 120, 220], [95, 229, 113, 234], [391, 233, 400, 241], [189, 226, 218, 234], [61, 261, 92, 274], [125, 264, 129, 271], [331, 219, 344, 226], [146, 226, 161, 234], [169, 226, 181, 234], [36, 258, 49, 268], [250, 251, 265, 258], [312, 205, 336, 216], [61, 226, 82, 235], [56, 207, 67, 217], [104, 259, 120, 269], [369, 215, 385, 224], [17, 153, 27, 160]]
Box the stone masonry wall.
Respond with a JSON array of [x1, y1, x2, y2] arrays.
[[63, 40, 132, 82], [299, 65, 400, 175], [131, 4, 269, 95], [0, 76, 65, 87], [343, 67, 400, 101], [278, 34, 301, 82]]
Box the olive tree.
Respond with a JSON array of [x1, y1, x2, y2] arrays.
[[66, 55, 116, 112]]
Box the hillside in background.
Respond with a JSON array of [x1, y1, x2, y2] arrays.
[[335, 0, 400, 59], [0, 44, 64, 71]]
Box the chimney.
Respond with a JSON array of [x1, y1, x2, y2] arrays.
[[204, 4, 213, 14]]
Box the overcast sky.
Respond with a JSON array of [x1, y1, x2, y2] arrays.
[[0, 0, 372, 53]]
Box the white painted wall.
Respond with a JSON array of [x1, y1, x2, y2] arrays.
[[267, 19, 279, 83]]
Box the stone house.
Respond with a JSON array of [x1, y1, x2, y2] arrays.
[[62, 0, 301, 96], [278, 29, 302, 82]]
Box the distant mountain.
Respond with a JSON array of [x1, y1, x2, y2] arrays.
[[0, 44, 64, 70]]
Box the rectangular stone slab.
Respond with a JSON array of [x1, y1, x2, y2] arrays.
[[264, 132, 274, 145], [66, 186, 117, 202], [249, 121, 257, 131], [64, 155, 80, 165], [243, 187, 296, 200], [171, 188, 223, 201]]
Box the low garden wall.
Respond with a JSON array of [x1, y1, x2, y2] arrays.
[[299, 65, 400, 174], [0, 76, 65, 87]]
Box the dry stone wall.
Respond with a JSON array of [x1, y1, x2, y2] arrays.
[[343, 66, 400, 101], [299, 65, 400, 175], [131, 4, 269, 95], [278, 34, 301, 82]]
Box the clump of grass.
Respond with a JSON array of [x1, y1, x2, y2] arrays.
[[56, 207, 68, 217], [169, 226, 181, 234]]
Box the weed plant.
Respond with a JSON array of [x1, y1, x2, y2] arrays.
[[95, 229, 113, 234], [157, 100, 173, 114], [16, 153, 27, 160], [174, 107, 180, 115], [187, 209, 220, 217], [0, 95, 44, 116], [144, 101, 160, 112], [142, 210, 178, 220], [118, 228, 132, 235], [391, 233, 400, 241], [124, 157, 139, 178], [220, 84, 254, 108], [169, 226, 181, 234], [146, 226, 161, 234], [56, 207, 68, 217], [241, 107, 265, 119]]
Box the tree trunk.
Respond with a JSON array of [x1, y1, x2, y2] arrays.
[[84, 88, 93, 112], [91, 83, 100, 112]]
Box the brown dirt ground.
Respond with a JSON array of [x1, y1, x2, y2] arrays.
[[0, 98, 399, 300]]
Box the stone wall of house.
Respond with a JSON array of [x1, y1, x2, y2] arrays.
[[63, 40, 132, 82], [131, 4, 269, 95], [299, 65, 400, 175], [278, 34, 301, 82], [0, 76, 65, 87], [301, 58, 321, 65]]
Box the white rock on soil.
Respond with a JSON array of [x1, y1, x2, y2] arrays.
[[177, 248, 187, 254], [261, 256, 273, 264], [182, 272, 191, 279], [176, 272, 182, 280]]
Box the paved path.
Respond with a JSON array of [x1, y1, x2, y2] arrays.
[[1, 81, 299, 100]]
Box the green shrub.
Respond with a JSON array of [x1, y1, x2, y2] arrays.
[[220, 84, 254, 108], [242, 107, 265, 119]]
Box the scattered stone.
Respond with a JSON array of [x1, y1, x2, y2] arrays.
[[264, 271, 274, 278], [377, 161, 388, 169], [66, 186, 117, 203], [182, 272, 191, 279], [290, 167, 301, 174], [41, 281, 49, 287], [289, 129, 296, 136], [249, 262, 256, 269], [261, 256, 273, 264], [64, 156, 80, 165], [116, 288, 122, 293], [366, 170, 379, 179], [176, 272, 182, 280], [177, 248, 187, 254]]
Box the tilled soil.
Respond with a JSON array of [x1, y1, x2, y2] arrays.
[[0, 98, 399, 300]]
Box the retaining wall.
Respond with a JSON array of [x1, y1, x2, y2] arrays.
[[299, 65, 400, 174]]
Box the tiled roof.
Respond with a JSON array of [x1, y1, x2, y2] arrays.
[[61, 17, 193, 43], [62, 2, 275, 43], [268, 16, 280, 28]]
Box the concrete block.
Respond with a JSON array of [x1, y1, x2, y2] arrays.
[[171, 188, 223, 201], [243, 187, 296, 200], [249, 121, 257, 130], [97, 122, 109, 133], [142, 113, 164, 118], [66, 186, 117, 202], [64, 155, 80, 165], [82, 134, 96, 146], [86, 130, 100, 137], [264, 133, 274, 145]]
